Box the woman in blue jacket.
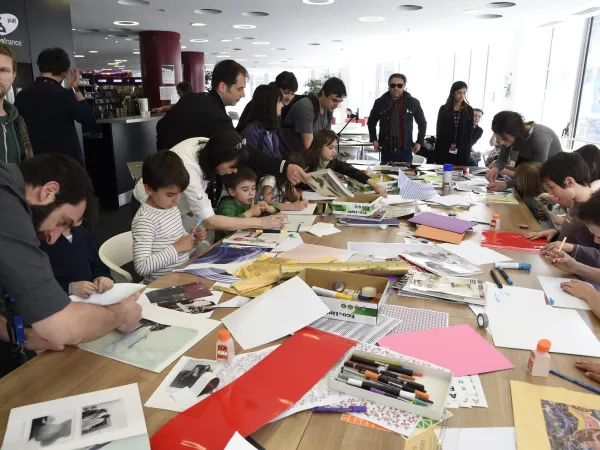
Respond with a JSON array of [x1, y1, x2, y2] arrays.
[[238, 85, 283, 158]]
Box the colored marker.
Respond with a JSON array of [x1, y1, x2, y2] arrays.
[[496, 266, 513, 285], [312, 286, 353, 300], [313, 406, 367, 413], [550, 369, 600, 395], [364, 371, 430, 401], [495, 263, 532, 270], [553, 237, 567, 265], [256, 229, 292, 234], [189, 217, 203, 237], [490, 269, 503, 289], [351, 354, 404, 370]]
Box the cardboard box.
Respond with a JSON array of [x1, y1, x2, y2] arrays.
[[331, 194, 383, 217], [296, 269, 390, 325], [348, 174, 399, 193], [329, 349, 453, 421]]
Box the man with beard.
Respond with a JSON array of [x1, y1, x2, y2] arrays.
[[0, 154, 142, 376]]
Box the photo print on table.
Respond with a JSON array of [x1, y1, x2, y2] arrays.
[[541, 399, 600, 450], [169, 359, 218, 392], [81, 399, 127, 437], [28, 410, 75, 448], [190, 244, 272, 265], [146, 282, 217, 315]]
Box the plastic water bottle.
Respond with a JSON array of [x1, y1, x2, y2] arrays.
[[442, 164, 453, 194]]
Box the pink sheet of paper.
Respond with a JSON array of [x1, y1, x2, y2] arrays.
[[378, 324, 515, 377]]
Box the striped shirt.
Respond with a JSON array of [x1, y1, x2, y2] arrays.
[[132, 203, 189, 283]]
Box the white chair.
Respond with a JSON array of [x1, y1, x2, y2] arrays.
[[99, 232, 134, 283], [412, 154, 426, 164]]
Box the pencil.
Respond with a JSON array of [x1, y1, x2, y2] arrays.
[[552, 237, 567, 265], [549, 369, 600, 395]]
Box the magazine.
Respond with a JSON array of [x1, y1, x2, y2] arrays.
[[402, 273, 486, 306], [222, 231, 291, 248], [305, 169, 354, 198], [400, 247, 482, 277], [145, 282, 217, 315]]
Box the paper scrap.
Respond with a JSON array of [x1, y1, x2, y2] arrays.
[[225, 432, 257, 450], [439, 241, 512, 266], [307, 222, 342, 237], [538, 276, 592, 310], [215, 296, 252, 308], [429, 194, 470, 207], [278, 243, 355, 263], [309, 314, 401, 344], [397, 171, 440, 201], [272, 233, 304, 252], [444, 375, 488, 409], [413, 225, 465, 244], [436, 427, 516, 450]]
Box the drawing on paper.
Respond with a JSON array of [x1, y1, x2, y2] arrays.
[[541, 399, 600, 450]]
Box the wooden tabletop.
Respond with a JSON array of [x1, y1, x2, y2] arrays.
[[2, 191, 600, 449]]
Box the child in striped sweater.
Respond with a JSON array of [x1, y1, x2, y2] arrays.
[[132, 152, 206, 284]]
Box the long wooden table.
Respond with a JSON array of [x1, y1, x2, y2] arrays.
[[1, 192, 599, 449]]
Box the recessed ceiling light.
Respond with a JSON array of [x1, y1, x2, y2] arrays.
[[476, 14, 503, 19], [276, 48, 286, 50], [76, 28, 101, 33], [220, 39, 233, 42], [107, 62, 116, 65], [191, 22, 206, 26], [133, 51, 140, 54], [113, 20, 139, 26], [114, 40, 119, 43], [74, 54, 85, 58], [359, 16, 386, 22], [236, 36, 255, 40], [105, 37, 109, 39], [190, 39, 209, 42], [463, 9, 483, 14], [397, 5, 423, 11], [254, 54, 266, 57], [194, 9, 222, 15], [88, 50, 98, 53], [181, 45, 187, 49], [115, 59, 128, 62], [331, 39, 342, 42], [487, 2, 516, 7], [217, 55, 229, 58], [233, 24, 256, 29], [72, 28, 76, 31], [308, 43, 320, 46], [253, 41, 270, 45], [242, 11, 269, 17], [125, 38, 134, 41], [303, 0, 335, 4], [117, 0, 150, 6]]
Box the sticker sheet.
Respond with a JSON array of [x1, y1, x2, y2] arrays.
[[382, 304, 449, 335], [444, 376, 488, 409]]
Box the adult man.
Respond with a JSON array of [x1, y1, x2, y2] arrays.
[[469, 108, 485, 166], [156, 60, 309, 184], [279, 77, 347, 154], [367, 74, 426, 163], [0, 43, 32, 163], [0, 154, 141, 376], [151, 81, 194, 114], [15, 48, 96, 166]]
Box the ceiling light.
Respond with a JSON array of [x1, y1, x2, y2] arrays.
[[76, 28, 101, 33], [74, 54, 85, 58], [113, 20, 139, 26], [72, 28, 76, 31], [125, 38, 134, 41], [117, 0, 150, 6], [88, 50, 98, 53], [194, 9, 222, 15], [276, 48, 286, 50], [105, 37, 109, 39], [486, 2, 516, 7], [476, 14, 503, 19], [115, 59, 128, 62], [115, 41, 119, 43], [303, 0, 335, 4], [233, 48, 242, 51], [191, 22, 206, 26], [181, 46, 187, 49], [107, 62, 116, 65], [133, 51, 140, 54], [397, 5, 423, 11], [217, 55, 229, 58], [331, 39, 342, 42], [219, 51, 229, 54], [236, 36, 255, 40], [574, 6, 600, 15], [308, 43, 320, 46], [242, 11, 269, 17], [220, 39, 233, 42], [359, 16, 386, 22], [464, 9, 483, 14], [253, 41, 270, 45], [233, 24, 256, 29], [254, 54, 266, 57], [190, 38, 209, 42]]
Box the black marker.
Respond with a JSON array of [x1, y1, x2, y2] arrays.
[[490, 269, 503, 289]]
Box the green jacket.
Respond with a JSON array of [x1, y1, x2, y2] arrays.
[[0, 100, 32, 164], [216, 197, 280, 241]]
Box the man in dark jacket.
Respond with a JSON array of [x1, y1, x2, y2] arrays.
[[155, 60, 310, 185], [15, 48, 95, 166], [367, 74, 427, 163]]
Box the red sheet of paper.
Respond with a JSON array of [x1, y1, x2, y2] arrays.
[[150, 328, 356, 450], [481, 231, 546, 253]]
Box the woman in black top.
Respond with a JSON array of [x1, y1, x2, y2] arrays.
[[435, 81, 474, 166]]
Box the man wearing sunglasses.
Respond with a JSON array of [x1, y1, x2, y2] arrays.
[[367, 74, 427, 163]]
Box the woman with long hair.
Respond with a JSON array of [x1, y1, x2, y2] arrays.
[[434, 81, 474, 166], [237, 85, 283, 158]]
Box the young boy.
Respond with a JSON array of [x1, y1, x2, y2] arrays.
[[526, 152, 600, 264], [40, 225, 114, 299], [132, 152, 206, 284], [217, 167, 281, 240]]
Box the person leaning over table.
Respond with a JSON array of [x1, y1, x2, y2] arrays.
[[485, 111, 562, 191], [0, 154, 142, 376]]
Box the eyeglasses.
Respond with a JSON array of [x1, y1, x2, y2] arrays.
[[389, 83, 404, 89]]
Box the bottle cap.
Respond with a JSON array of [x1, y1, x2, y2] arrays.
[[218, 329, 231, 341], [443, 164, 453, 171], [537, 339, 551, 352], [492, 214, 500, 219]]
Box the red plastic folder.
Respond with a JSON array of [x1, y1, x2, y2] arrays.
[[150, 328, 356, 450], [481, 231, 546, 253]]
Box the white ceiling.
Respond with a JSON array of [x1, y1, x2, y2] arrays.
[[70, 0, 599, 73]]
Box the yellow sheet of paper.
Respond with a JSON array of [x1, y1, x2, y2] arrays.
[[308, 256, 340, 264], [511, 380, 600, 450], [403, 427, 441, 450], [232, 273, 280, 294], [234, 257, 298, 278]]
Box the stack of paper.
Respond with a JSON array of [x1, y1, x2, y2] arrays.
[[439, 241, 512, 266], [538, 276, 592, 310], [397, 171, 440, 201], [400, 273, 487, 306], [400, 246, 482, 277], [307, 222, 342, 237], [429, 195, 471, 207]]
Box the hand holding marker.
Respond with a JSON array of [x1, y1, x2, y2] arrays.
[[190, 217, 203, 237]]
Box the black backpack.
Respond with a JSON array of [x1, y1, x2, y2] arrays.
[[280, 94, 320, 126]]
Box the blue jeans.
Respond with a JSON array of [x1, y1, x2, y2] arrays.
[[381, 138, 412, 163]]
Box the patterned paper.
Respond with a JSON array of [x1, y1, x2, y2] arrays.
[[383, 304, 449, 335], [341, 413, 390, 431], [308, 314, 401, 344], [444, 375, 488, 409]]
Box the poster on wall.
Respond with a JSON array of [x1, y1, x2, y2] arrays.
[[159, 86, 177, 101], [0, 1, 31, 63], [161, 64, 175, 84]]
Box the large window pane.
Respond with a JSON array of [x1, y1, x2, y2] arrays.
[[575, 17, 600, 146]]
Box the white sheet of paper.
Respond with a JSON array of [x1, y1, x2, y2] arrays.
[[282, 215, 317, 233], [221, 277, 329, 350], [225, 432, 256, 450], [437, 427, 516, 450], [347, 242, 434, 259], [381, 195, 415, 205], [439, 241, 512, 266], [538, 276, 592, 310], [284, 203, 317, 215], [308, 222, 341, 237], [216, 296, 252, 308], [302, 191, 336, 201], [272, 233, 304, 252], [277, 243, 355, 262], [429, 194, 470, 207], [70, 282, 146, 305]]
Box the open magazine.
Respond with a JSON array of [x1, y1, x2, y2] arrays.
[[305, 169, 354, 198], [402, 272, 487, 306], [400, 247, 482, 277]]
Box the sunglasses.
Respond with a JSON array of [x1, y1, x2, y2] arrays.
[[389, 83, 404, 89]]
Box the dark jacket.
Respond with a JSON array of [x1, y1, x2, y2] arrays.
[[14, 77, 95, 166], [40, 225, 112, 294], [472, 125, 483, 148], [434, 104, 474, 166], [307, 158, 370, 185], [0, 100, 33, 163], [240, 121, 281, 159], [367, 91, 427, 150]]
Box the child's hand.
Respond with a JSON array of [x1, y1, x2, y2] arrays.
[[192, 225, 207, 243], [173, 235, 195, 253], [537, 193, 559, 203], [368, 181, 388, 198], [525, 229, 558, 241], [247, 203, 263, 217], [72, 281, 97, 299], [94, 277, 114, 293], [546, 249, 577, 273], [542, 240, 574, 255], [263, 204, 278, 214], [291, 199, 309, 211]]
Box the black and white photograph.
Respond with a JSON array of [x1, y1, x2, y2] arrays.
[[306, 169, 353, 198], [156, 299, 217, 315], [27, 410, 74, 448], [81, 399, 127, 437], [168, 359, 218, 392]]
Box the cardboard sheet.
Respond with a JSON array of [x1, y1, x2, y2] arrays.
[[409, 212, 477, 234], [439, 241, 512, 266], [538, 276, 592, 310], [221, 277, 330, 350], [278, 243, 355, 263], [378, 324, 515, 377], [413, 225, 465, 244]]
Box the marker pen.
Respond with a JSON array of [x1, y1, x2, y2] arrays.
[[313, 406, 367, 413], [496, 266, 513, 285], [189, 217, 203, 237], [345, 377, 402, 396], [344, 361, 378, 372], [382, 364, 424, 378], [312, 286, 353, 300], [351, 354, 404, 370], [378, 369, 422, 387], [368, 387, 429, 407], [364, 371, 430, 401], [494, 262, 532, 270]]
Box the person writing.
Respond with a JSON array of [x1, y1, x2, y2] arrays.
[[485, 111, 562, 191]]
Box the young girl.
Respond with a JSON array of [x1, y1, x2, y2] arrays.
[[304, 130, 388, 197], [260, 152, 309, 211], [514, 162, 546, 222]]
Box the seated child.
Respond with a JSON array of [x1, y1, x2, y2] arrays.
[[514, 162, 546, 221], [259, 153, 309, 211], [304, 130, 387, 197], [40, 225, 114, 299], [132, 151, 207, 284], [217, 167, 282, 240]]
